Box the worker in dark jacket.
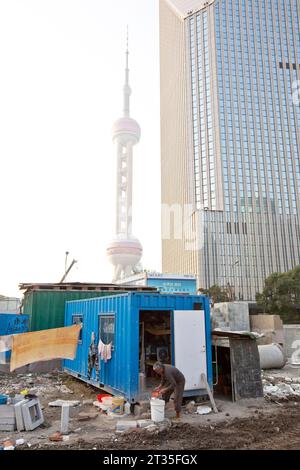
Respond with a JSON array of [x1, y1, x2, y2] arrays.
[[153, 362, 185, 419]]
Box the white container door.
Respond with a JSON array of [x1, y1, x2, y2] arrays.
[[173, 310, 207, 391]]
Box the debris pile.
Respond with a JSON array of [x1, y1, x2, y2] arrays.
[[0, 438, 28, 451], [262, 372, 300, 401], [0, 372, 69, 398], [184, 401, 213, 416], [115, 418, 172, 435]]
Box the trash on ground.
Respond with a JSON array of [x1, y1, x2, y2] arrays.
[[78, 412, 98, 421], [49, 432, 63, 442], [57, 385, 74, 394], [196, 406, 213, 415]]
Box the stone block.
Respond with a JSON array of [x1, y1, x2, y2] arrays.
[[60, 404, 70, 435], [250, 315, 283, 331], [0, 405, 17, 431], [116, 420, 137, 432], [137, 419, 153, 429], [0, 424, 16, 432], [21, 398, 44, 431], [250, 315, 284, 346], [0, 405, 15, 418], [14, 399, 28, 432], [0, 417, 16, 425], [134, 401, 150, 417]]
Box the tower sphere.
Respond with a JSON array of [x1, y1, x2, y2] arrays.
[[112, 116, 141, 145], [106, 237, 143, 269]]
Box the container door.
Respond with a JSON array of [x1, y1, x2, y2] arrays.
[[173, 310, 207, 391]]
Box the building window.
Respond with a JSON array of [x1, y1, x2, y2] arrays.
[[72, 315, 83, 343], [99, 314, 115, 349]]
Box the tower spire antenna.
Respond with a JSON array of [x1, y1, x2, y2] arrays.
[[107, 30, 143, 282], [124, 25, 131, 117]]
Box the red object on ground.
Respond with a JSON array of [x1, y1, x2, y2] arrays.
[[49, 432, 63, 442], [97, 394, 111, 402]]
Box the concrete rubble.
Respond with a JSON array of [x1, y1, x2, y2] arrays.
[[115, 418, 172, 434], [262, 370, 300, 401], [0, 372, 66, 397]]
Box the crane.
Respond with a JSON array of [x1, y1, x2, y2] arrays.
[[60, 251, 78, 283]]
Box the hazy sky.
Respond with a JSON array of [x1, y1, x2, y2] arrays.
[[0, 0, 161, 297]]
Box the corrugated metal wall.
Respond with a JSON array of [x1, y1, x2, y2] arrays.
[[23, 291, 125, 332], [0, 314, 29, 364], [0, 314, 29, 335], [64, 294, 138, 400], [64, 293, 212, 402]]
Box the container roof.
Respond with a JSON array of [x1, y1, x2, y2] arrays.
[[165, 0, 213, 19], [19, 282, 157, 294]]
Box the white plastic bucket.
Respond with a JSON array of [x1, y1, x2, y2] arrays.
[[150, 398, 165, 423]]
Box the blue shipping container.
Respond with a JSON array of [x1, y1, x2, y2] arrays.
[[0, 314, 29, 336], [64, 293, 212, 403]]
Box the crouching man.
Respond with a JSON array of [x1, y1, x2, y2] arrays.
[[153, 362, 186, 420]]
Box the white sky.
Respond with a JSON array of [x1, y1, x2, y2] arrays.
[[0, 0, 161, 297]]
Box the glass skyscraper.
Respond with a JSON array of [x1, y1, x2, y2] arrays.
[[160, 0, 300, 300]]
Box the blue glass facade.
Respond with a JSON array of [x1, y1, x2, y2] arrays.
[[187, 0, 300, 299], [214, 0, 300, 217]]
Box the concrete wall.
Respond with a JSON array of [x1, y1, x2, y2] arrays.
[[0, 298, 21, 314], [213, 302, 250, 332], [250, 315, 284, 346], [284, 325, 300, 364]]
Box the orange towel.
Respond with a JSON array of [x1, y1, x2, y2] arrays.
[[10, 324, 81, 372]]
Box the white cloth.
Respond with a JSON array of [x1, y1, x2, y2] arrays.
[[98, 340, 112, 362]]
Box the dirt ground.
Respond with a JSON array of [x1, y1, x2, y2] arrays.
[[1, 371, 300, 450]]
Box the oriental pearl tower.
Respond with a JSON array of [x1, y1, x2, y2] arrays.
[[106, 34, 143, 282]]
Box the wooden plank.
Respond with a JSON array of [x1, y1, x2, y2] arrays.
[[201, 373, 218, 414]]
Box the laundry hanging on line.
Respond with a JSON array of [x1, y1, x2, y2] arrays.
[[98, 339, 112, 363]]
